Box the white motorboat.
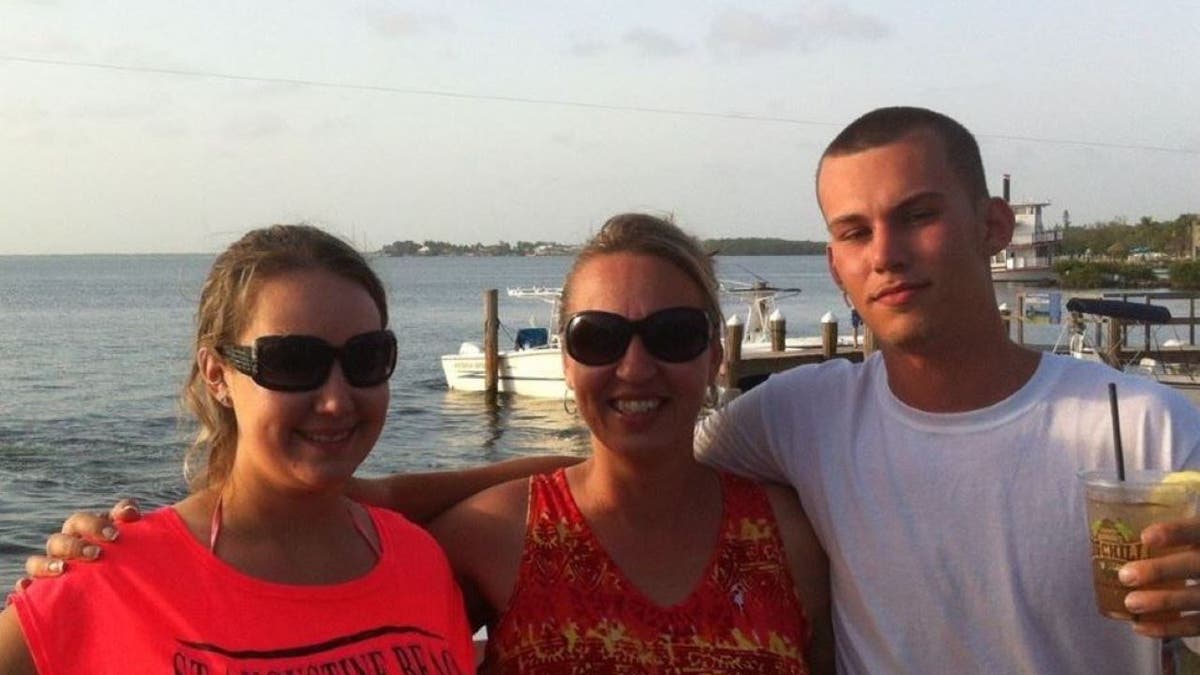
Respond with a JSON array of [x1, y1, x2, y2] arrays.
[[440, 287, 571, 398]]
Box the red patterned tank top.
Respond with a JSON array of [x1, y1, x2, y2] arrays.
[[482, 469, 810, 674]]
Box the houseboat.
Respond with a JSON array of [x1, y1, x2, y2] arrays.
[[991, 174, 1063, 284]]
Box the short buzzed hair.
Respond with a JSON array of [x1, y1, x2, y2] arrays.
[[819, 106, 989, 202]]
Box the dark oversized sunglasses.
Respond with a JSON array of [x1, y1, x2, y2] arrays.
[[563, 307, 713, 367], [218, 329, 397, 392]]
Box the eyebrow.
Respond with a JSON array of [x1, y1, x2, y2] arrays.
[[826, 190, 945, 229]]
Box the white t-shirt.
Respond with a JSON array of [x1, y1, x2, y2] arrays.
[[696, 351, 1200, 675]]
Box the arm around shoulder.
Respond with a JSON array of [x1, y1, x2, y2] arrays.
[[696, 379, 788, 484], [763, 483, 834, 675], [0, 605, 37, 675], [349, 454, 579, 524]]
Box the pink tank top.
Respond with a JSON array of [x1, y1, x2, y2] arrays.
[[483, 469, 811, 674]]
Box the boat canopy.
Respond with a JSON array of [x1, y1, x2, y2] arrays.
[[1064, 298, 1171, 323]]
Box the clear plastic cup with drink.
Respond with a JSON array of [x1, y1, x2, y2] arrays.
[[1079, 470, 1200, 621]]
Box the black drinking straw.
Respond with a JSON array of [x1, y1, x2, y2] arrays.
[[1108, 382, 1126, 481]]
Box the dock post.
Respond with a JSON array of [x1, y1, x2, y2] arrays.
[[722, 316, 744, 394], [1016, 293, 1025, 345], [821, 312, 838, 361], [769, 310, 786, 352], [863, 327, 876, 356], [1143, 296, 1151, 350], [998, 303, 1011, 339], [1103, 317, 1123, 370], [484, 289, 499, 399]]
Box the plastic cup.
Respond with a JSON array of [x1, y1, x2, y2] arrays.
[[1079, 470, 1199, 621]]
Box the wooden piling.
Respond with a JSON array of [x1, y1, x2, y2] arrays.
[[1104, 317, 1123, 369], [769, 313, 786, 352], [999, 304, 1012, 339], [483, 289, 499, 398], [1016, 293, 1026, 345], [863, 327, 876, 356], [821, 315, 838, 360], [722, 318, 744, 392]]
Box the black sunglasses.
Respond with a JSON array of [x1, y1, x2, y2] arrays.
[[218, 330, 397, 392], [563, 307, 713, 367]]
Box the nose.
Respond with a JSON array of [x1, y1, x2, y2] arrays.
[[869, 221, 908, 273], [614, 335, 658, 382], [313, 363, 356, 415]]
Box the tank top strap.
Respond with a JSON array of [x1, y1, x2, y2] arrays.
[[348, 504, 383, 559], [209, 495, 381, 560], [523, 468, 577, 527]]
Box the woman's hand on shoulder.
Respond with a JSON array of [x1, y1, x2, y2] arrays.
[[15, 499, 142, 590]]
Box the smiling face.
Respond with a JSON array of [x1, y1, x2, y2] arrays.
[[202, 267, 390, 494], [562, 252, 721, 459], [819, 129, 1013, 351]]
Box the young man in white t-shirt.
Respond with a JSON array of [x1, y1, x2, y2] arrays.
[[695, 105, 1200, 674]]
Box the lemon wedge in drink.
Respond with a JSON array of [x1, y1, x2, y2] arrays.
[[1162, 470, 1200, 487], [1148, 470, 1200, 504]]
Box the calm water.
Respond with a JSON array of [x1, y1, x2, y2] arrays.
[[0, 253, 1184, 581]]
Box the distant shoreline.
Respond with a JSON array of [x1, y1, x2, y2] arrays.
[[380, 237, 828, 257]]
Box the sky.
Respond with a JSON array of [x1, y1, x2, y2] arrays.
[[1, 1, 1198, 254]]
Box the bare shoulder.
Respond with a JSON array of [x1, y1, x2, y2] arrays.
[[0, 605, 37, 674], [430, 475, 530, 545], [760, 483, 835, 675], [428, 476, 531, 621], [761, 483, 803, 524], [760, 482, 825, 573]]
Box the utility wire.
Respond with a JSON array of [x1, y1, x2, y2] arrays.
[[3, 54, 1197, 156]]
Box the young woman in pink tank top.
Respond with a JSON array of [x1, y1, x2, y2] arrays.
[[1, 225, 473, 674]]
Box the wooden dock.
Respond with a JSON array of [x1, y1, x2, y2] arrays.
[[719, 316, 868, 394]]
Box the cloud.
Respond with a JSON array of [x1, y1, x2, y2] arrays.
[[622, 29, 688, 58], [708, 6, 889, 56], [567, 39, 609, 58], [364, 8, 454, 39]]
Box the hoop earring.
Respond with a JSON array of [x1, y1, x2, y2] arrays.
[[562, 388, 576, 415], [704, 384, 720, 409]]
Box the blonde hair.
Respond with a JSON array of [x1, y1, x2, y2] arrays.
[[182, 224, 387, 492], [560, 213, 722, 332]]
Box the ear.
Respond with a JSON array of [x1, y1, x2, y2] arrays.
[[825, 244, 845, 291], [707, 328, 724, 388], [197, 346, 233, 407], [980, 197, 1015, 257], [560, 347, 577, 393]]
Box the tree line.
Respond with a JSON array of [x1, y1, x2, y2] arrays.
[[1060, 213, 1199, 259], [381, 236, 829, 257]]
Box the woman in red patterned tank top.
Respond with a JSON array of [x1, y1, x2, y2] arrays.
[[431, 213, 834, 674]]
